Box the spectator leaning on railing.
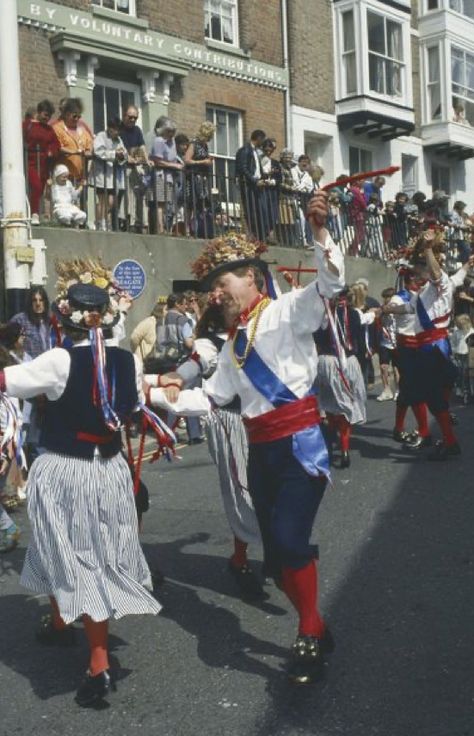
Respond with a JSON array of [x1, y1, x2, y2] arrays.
[[23, 99, 60, 225], [150, 117, 182, 234], [90, 117, 128, 231], [52, 98, 93, 182], [120, 105, 150, 233]]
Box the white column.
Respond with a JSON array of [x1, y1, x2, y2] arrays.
[[58, 50, 81, 87], [0, 0, 31, 316], [160, 73, 174, 105]]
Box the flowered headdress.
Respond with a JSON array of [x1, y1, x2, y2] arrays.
[[53, 257, 125, 330], [190, 232, 276, 297]]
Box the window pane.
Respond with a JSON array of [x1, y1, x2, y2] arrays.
[[228, 112, 240, 154], [367, 12, 385, 55], [387, 20, 402, 61], [120, 91, 135, 118], [105, 86, 120, 123], [451, 47, 464, 86], [428, 0, 439, 7], [386, 60, 402, 96], [428, 46, 440, 82], [369, 54, 385, 93], [345, 51, 357, 94], [349, 146, 360, 175], [215, 111, 228, 155], [343, 11, 355, 52], [361, 149, 373, 172]]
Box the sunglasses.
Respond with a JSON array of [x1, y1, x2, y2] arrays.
[[127, 115, 138, 120]]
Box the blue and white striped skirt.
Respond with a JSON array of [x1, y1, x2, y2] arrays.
[[205, 407, 261, 546], [21, 452, 161, 624]]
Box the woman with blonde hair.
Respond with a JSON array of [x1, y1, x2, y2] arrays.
[[349, 283, 377, 386], [184, 120, 216, 237]]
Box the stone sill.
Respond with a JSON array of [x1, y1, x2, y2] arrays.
[[91, 5, 149, 30], [204, 37, 250, 59]]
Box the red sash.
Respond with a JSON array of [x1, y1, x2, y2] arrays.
[[243, 394, 321, 445], [76, 431, 115, 444], [397, 327, 448, 349]]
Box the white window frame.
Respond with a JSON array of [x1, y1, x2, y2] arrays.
[[342, 9, 357, 96], [206, 104, 242, 211], [333, 0, 412, 107], [450, 44, 474, 125], [449, 0, 474, 19], [204, 0, 240, 47], [401, 154, 418, 197], [91, 0, 136, 15], [93, 77, 141, 133], [367, 9, 405, 99]]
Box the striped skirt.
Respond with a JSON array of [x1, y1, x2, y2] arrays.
[[21, 452, 161, 624], [205, 408, 261, 546], [317, 354, 367, 425]]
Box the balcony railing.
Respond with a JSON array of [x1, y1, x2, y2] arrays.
[[24, 148, 473, 267]]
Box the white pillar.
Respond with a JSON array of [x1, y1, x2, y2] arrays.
[[0, 0, 31, 317]]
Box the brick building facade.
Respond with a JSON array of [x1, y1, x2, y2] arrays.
[[289, 0, 474, 203], [17, 0, 288, 172]]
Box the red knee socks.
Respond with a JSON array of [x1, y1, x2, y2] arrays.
[[281, 561, 325, 638], [412, 403, 430, 437], [230, 536, 248, 568], [434, 410, 457, 447], [49, 596, 67, 631], [395, 405, 408, 433], [83, 615, 110, 676], [336, 415, 351, 452]]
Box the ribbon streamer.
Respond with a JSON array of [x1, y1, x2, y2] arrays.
[[89, 327, 122, 432], [0, 393, 27, 470]]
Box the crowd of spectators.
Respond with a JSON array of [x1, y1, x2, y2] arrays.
[[20, 97, 474, 262]]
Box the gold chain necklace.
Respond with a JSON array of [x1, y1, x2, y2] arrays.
[[231, 297, 271, 369]]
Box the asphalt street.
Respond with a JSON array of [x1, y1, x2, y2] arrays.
[[0, 393, 473, 736]]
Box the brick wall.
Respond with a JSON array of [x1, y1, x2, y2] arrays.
[[19, 26, 66, 113], [138, 0, 283, 65], [169, 69, 286, 147], [288, 0, 335, 113]]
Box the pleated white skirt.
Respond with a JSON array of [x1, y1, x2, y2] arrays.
[[21, 452, 162, 624], [205, 408, 261, 546], [317, 354, 367, 425]]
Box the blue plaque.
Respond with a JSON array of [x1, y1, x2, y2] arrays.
[[113, 259, 146, 299]]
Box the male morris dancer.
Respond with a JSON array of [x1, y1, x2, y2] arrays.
[[383, 230, 459, 460], [146, 191, 344, 684]]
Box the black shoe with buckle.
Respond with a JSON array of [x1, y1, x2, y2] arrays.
[[75, 669, 116, 708], [428, 441, 461, 461], [340, 451, 350, 469], [228, 560, 266, 600], [392, 429, 410, 443], [36, 614, 76, 647], [287, 635, 325, 684], [404, 433, 433, 449]]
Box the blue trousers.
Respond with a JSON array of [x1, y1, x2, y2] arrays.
[[247, 435, 327, 577]]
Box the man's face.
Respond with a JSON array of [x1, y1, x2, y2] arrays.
[[299, 160, 310, 172], [123, 109, 138, 129], [210, 270, 254, 315], [176, 300, 187, 314], [32, 293, 45, 315]]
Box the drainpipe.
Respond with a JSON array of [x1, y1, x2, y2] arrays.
[[281, 0, 292, 148], [1, 0, 31, 318]]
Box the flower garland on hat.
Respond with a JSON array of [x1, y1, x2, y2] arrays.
[[190, 232, 268, 281], [54, 257, 125, 330]]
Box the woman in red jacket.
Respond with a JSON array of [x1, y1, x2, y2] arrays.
[[23, 100, 60, 225]]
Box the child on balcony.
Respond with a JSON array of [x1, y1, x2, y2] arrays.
[[51, 164, 87, 228]]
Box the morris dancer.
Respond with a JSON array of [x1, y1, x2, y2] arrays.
[[389, 265, 431, 448], [383, 230, 459, 459], [314, 288, 371, 469], [0, 282, 162, 708], [146, 192, 345, 684]]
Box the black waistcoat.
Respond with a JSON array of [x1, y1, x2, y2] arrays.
[[41, 346, 138, 459]]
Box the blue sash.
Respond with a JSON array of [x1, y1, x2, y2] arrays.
[[234, 329, 329, 478], [415, 295, 451, 358], [396, 288, 411, 304]]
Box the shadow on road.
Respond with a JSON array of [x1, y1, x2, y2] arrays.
[[250, 403, 474, 736]]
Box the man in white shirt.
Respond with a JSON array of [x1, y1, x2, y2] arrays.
[[146, 192, 344, 684]]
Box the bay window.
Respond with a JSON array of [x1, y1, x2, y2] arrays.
[[449, 0, 474, 19], [451, 46, 474, 125]]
